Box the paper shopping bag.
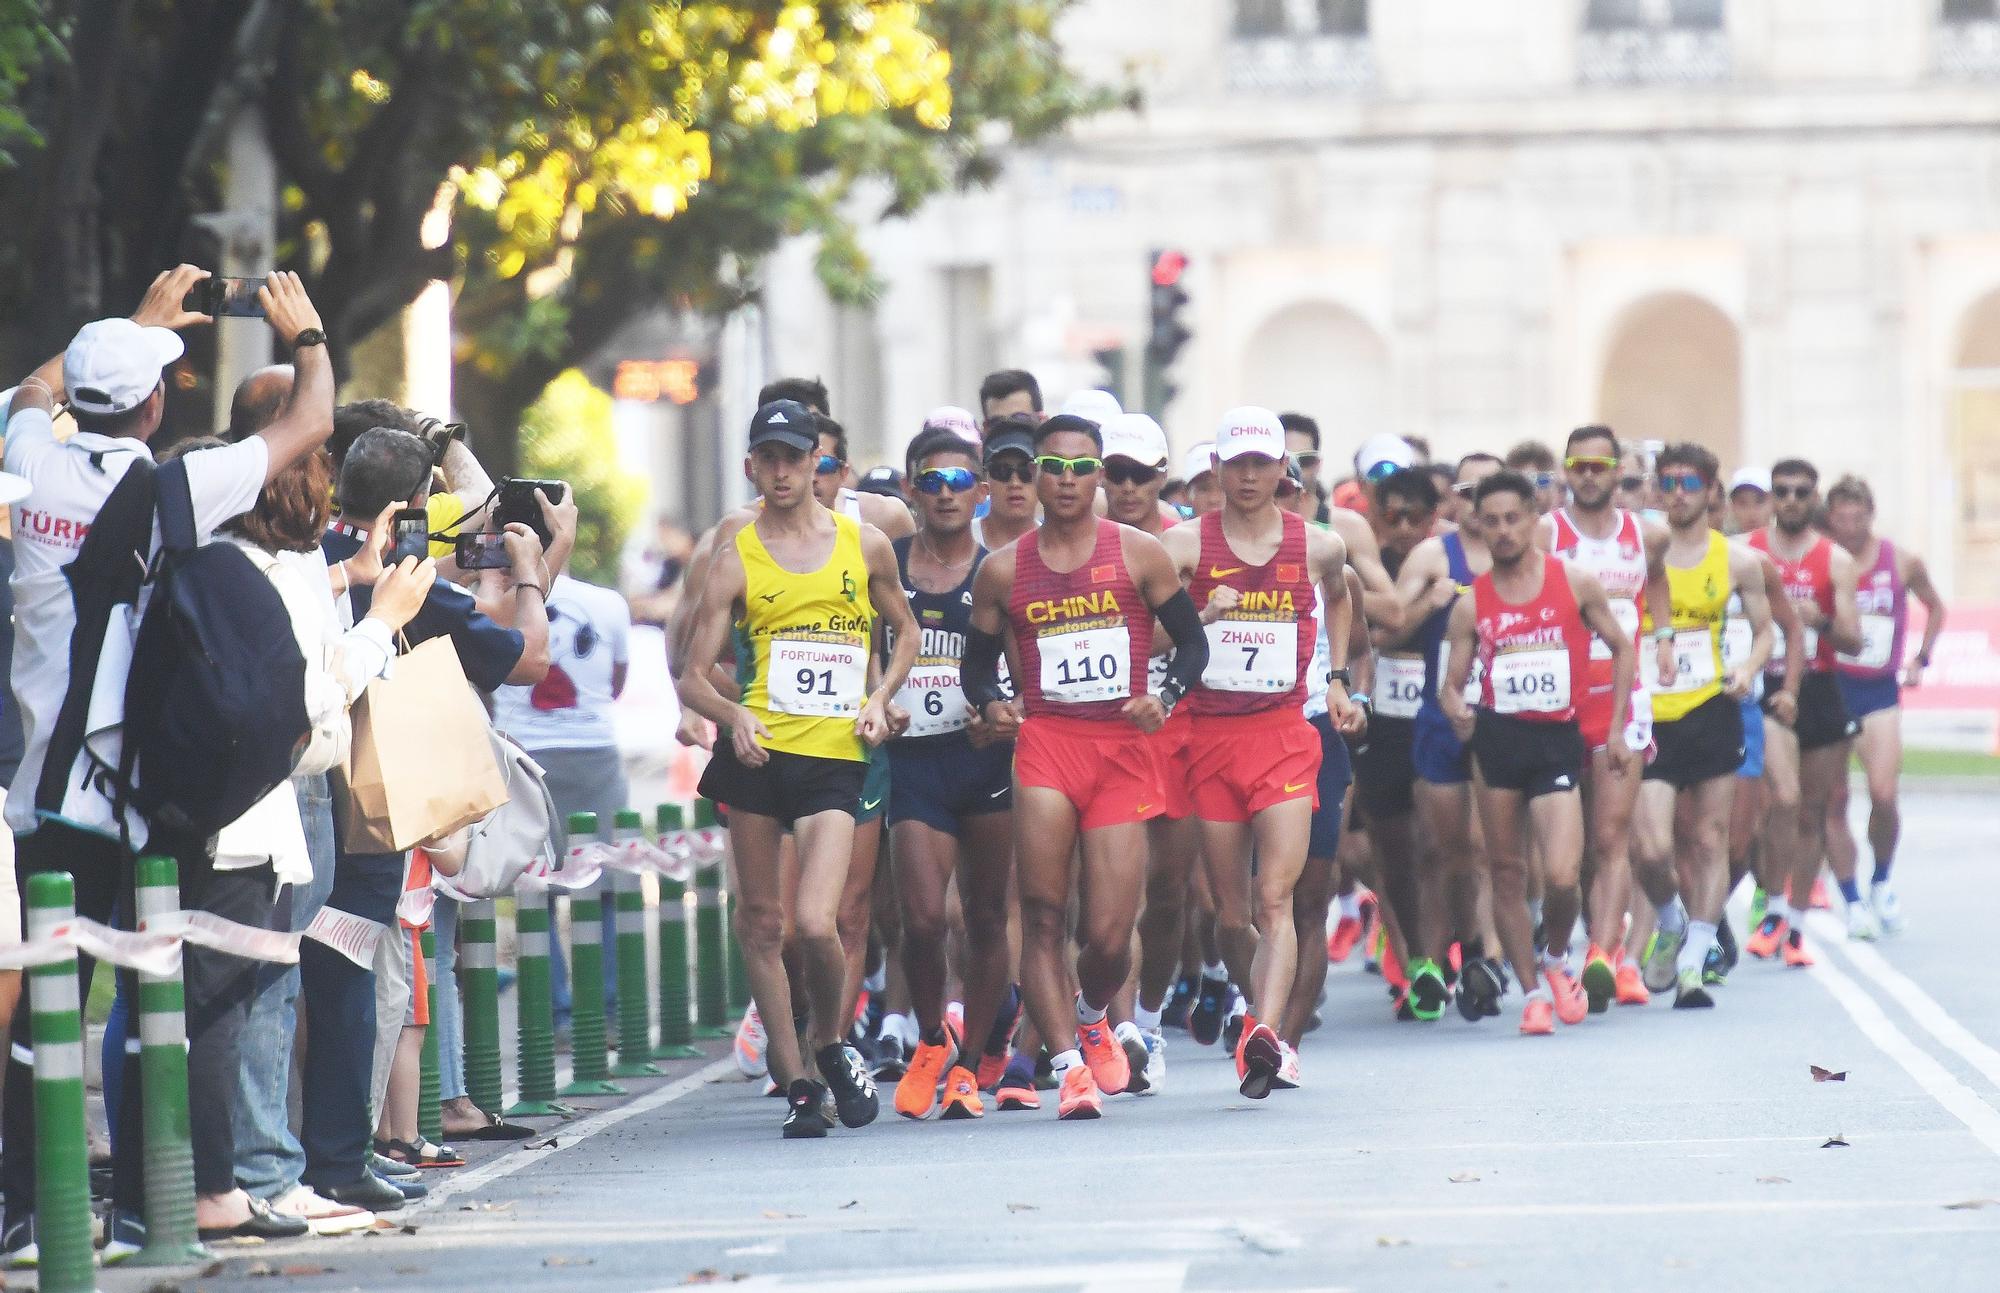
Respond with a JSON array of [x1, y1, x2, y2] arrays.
[[341, 635, 509, 852]]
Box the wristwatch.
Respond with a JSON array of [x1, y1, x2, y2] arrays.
[[1328, 667, 1353, 688], [292, 328, 327, 350], [1157, 679, 1186, 714]]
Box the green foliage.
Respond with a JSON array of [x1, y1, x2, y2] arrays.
[[0, 0, 58, 166], [518, 369, 645, 587]]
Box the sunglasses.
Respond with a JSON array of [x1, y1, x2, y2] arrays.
[[984, 459, 1034, 485], [1291, 451, 1322, 470], [1380, 506, 1432, 527], [1657, 471, 1707, 495], [915, 466, 978, 495], [1362, 460, 1401, 484], [1618, 475, 1647, 492], [1034, 454, 1102, 478], [1104, 461, 1163, 486], [1528, 471, 1557, 490], [1564, 455, 1618, 473], [814, 454, 845, 476], [1772, 484, 1814, 500]]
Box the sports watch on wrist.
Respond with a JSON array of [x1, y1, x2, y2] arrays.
[[292, 328, 327, 350]]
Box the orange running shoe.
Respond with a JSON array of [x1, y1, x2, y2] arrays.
[[1613, 960, 1651, 1006], [1807, 877, 1831, 910], [938, 1066, 984, 1120], [994, 1076, 1040, 1111], [1238, 1023, 1282, 1100], [1545, 962, 1588, 1026], [1581, 945, 1615, 1014], [1057, 1064, 1102, 1120], [1077, 1016, 1130, 1095], [975, 1048, 1011, 1091], [1519, 996, 1555, 1036], [1783, 934, 1815, 968], [1746, 915, 1789, 960], [1327, 915, 1364, 963], [893, 1029, 958, 1120]]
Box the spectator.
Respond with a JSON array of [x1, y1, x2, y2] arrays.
[[622, 514, 694, 628], [978, 369, 1043, 422], [3, 267, 337, 1254]]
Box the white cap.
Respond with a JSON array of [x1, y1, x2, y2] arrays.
[[1213, 406, 1287, 462], [62, 318, 184, 416], [1058, 388, 1123, 426], [923, 404, 981, 444], [1178, 442, 1217, 483], [1101, 412, 1168, 467], [1355, 433, 1417, 478], [1729, 466, 1771, 495]]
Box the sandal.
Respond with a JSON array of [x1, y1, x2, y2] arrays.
[[373, 1136, 466, 1169], [446, 1107, 537, 1142]]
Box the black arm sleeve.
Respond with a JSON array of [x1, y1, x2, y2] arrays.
[[961, 626, 1008, 713], [1155, 589, 1208, 701]]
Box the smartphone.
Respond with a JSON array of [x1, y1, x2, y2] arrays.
[[455, 531, 512, 571], [496, 478, 567, 548], [387, 508, 432, 567], [182, 276, 266, 318]]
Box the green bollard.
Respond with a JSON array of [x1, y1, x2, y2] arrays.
[[651, 805, 702, 1059], [460, 899, 504, 1115], [23, 872, 99, 1293], [692, 799, 731, 1038], [559, 812, 625, 1097], [504, 883, 570, 1117], [128, 857, 208, 1267], [610, 811, 663, 1077], [418, 928, 443, 1144]]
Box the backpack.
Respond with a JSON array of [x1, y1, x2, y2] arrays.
[[433, 727, 560, 900], [119, 459, 310, 840]]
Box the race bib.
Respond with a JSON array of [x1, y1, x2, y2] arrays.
[[1039, 626, 1131, 704], [1594, 598, 1640, 662], [768, 636, 867, 717], [894, 664, 969, 737], [1723, 617, 1753, 671], [1375, 654, 1426, 719], [1490, 646, 1571, 715], [1644, 627, 1718, 695], [1203, 619, 1299, 694], [1838, 614, 1896, 672], [1768, 623, 1820, 670]]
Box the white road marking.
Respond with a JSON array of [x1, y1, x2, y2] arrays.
[[1806, 910, 2000, 1091], [416, 1058, 736, 1211], [1802, 949, 2000, 1158], [641, 1262, 1191, 1292]]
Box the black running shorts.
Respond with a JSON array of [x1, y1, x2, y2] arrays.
[[1470, 711, 1584, 800], [1762, 670, 1858, 753], [1352, 714, 1417, 823], [1645, 691, 1746, 790], [698, 740, 867, 828]]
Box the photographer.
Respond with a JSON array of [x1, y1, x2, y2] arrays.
[[298, 427, 573, 1213], [3, 267, 336, 1259]]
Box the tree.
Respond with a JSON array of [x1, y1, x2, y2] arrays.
[[0, 1, 1111, 466]]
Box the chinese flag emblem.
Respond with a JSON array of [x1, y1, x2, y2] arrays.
[[1090, 564, 1116, 583], [1277, 564, 1302, 583]]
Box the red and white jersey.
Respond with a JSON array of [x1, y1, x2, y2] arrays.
[[1746, 528, 1837, 676], [1474, 555, 1593, 724], [1549, 508, 1646, 665], [1186, 510, 1316, 716]]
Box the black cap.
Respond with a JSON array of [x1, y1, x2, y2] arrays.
[[983, 423, 1035, 462], [748, 399, 818, 453], [858, 465, 904, 498]]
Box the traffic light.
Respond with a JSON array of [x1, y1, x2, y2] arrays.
[[1144, 249, 1190, 417]]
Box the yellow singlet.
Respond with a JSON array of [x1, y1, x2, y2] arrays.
[[736, 510, 874, 761], [1647, 530, 1731, 722]]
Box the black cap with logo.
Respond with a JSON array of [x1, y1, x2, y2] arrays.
[[748, 399, 818, 453]]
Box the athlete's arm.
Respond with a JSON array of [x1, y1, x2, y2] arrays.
[[675, 544, 772, 767], [1439, 595, 1477, 740], [1903, 549, 1947, 688], [1641, 520, 1677, 688], [1759, 552, 1803, 724], [1824, 545, 1863, 658], [669, 510, 753, 677], [962, 546, 1021, 736], [1329, 509, 1401, 633], [1570, 564, 1636, 773], [860, 491, 917, 541], [1726, 544, 1776, 695], [1156, 522, 1221, 627], [1338, 565, 1370, 737], [1127, 528, 1209, 732], [860, 525, 918, 747], [1381, 537, 1449, 649], [1310, 525, 1360, 733]]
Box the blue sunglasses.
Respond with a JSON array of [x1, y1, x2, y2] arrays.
[[815, 454, 845, 476], [916, 466, 979, 494]]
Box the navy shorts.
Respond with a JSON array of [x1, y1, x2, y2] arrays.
[[1836, 672, 1900, 724], [886, 734, 1013, 837], [1307, 712, 1354, 858], [1413, 705, 1472, 786]]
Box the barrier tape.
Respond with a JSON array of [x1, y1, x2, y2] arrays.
[[0, 911, 302, 975]]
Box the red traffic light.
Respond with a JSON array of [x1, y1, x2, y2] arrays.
[[1150, 249, 1188, 288]]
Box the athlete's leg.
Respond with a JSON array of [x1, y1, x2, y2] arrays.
[[1630, 781, 1680, 918], [731, 811, 809, 1087], [1473, 782, 1540, 995], [1758, 719, 1802, 903], [1200, 820, 1258, 998], [1679, 774, 1736, 928], [1856, 707, 1903, 882], [1791, 738, 1851, 940], [1075, 822, 1148, 1014], [1240, 799, 1314, 1030], [791, 809, 860, 1055], [1530, 789, 1587, 958], [952, 812, 1015, 1066], [1136, 815, 1198, 1014], [1417, 780, 1482, 952], [1013, 787, 1085, 1058], [837, 814, 885, 1027], [892, 819, 958, 1038], [1283, 825, 1338, 1045], [1369, 810, 1429, 962], [1582, 751, 1639, 959]]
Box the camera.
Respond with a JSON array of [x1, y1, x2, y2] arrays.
[[496, 478, 566, 548], [414, 415, 467, 471]]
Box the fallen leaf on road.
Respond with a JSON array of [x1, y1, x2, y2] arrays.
[[544, 1256, 595, 1268], [1448, 1171, 1480, 1184], [1757, 1176, 1790, 1185], [244, 1263, 277, 1278], [761, 1209, 802, 1220], [526, 1137, 561, 1150], [1822, 1136, 1850, 1149], [838, 1200, 859, 1210], [682, 1271, 749, 1286], [1375, 1236, 1410, 1248], [1945, 1199, 2000, 1211], [280, 1265, 334, 1277], [1810, 1065, 1848, 1083], [459, 1201, 516, 1212], [1007, 1203, 1038, 1213], [400, 1224, 420, 1235]]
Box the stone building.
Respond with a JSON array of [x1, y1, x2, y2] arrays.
[[757, 1, 2000, 596]]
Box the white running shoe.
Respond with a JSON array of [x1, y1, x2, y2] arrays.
[[1844, 901, 1879, 942], [1140, 1028, 1166, 1096], [734, 1005, 769, 1078], [1274, 1042, 1301, 1091], [1871, 879, 1907, 935]]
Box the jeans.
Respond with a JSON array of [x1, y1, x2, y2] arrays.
[[234, 774, 339, 1200], [103, 975, 130, 1144], [299, 851, 401, 1192], [431, 896, 465, 1103], [535, 745, 627, 1021]]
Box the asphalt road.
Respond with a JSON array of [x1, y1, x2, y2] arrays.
[[103, 786, 2000, 1293]]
